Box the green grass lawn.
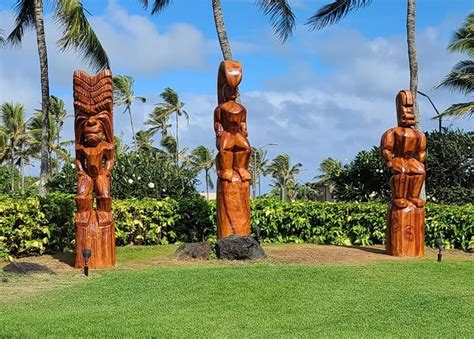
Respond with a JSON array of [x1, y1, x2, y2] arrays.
[[0, 246, 473, 338]]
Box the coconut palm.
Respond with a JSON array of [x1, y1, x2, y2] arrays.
[[113, 75, 147, 148], [7, 0, 110, 194], [29, 96, 73, 174], [435, 12, 474, 118], [0, 102, 29, 191], [140, 0, 295, 59], [264, 153, 302, 201], [316, 157, 343, 185], [145, 109, 172, 138], [249, 147, 270, 198], [150, 87, 188, 163], [306, 0, 421, 127], [190, 145, 215, 199]]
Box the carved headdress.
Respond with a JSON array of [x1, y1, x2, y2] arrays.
[[217, 60, 242, 105], [73, 69, 114, 145]]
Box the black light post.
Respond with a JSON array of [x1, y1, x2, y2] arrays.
[[435, 237, 444, 262], [417, 91, 442, 133], [83, 248, 92, 276]]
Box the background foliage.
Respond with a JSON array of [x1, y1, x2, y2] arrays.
[[1, 194, 472, 258]]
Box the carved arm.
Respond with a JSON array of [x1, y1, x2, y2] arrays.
[[381, 129, 395, 169]]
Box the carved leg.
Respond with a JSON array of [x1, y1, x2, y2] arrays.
[[233, 150, 252, 181], [408, 174, 426, 207], [390, 173, 411, 208], [217, 151, 234, 180]]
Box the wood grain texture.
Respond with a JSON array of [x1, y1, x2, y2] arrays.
[[381, 90, 426, 257], [73, 69, 115, 269], [215, 61, 251, 239]]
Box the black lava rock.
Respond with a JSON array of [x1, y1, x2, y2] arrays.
[[174, 241, 212, 260], [216, 235, 266, 260]]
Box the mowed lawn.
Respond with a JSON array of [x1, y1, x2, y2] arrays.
[[0, 246, 473, 338]]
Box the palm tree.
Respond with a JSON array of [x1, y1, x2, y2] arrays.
[[140, 0, 295, 59], [0, 29, 5, 45], [316, 157, 343, 185], [435, 12, 474, 118], [113, 75, 147, 148], [249, 147, 270, 198], [7, 0, 110, 194], [29, 96, 73, 174], [306, 0, 421, 127], [264, 153, 302, 201], [190, 145, 215, 199], [0, 102, 29, 191], [150, 87, 188, 163], [145, 109, 172, 138]]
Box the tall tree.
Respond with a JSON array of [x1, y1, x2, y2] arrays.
[[435, 12, 474, 118], [249, 146, 270, 198], [316, 157, 343, 185], [0, 102, 28, 191], [264, 153, 302, 201], [190, 145, 215, 199], [306, 0, 421, 126], [140, 0, 295, 60], [113, 75, 146, 148], [7, 0, 110, 194], [150, 87, 188, 163], [29, 96, 72, 174]]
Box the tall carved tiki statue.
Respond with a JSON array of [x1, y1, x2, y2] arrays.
[[214, 60, 251, 239], [381, 90, 427, 257], [73, 69, 115, 268]]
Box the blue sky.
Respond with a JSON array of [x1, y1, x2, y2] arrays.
[[0, 0, 473, 192]]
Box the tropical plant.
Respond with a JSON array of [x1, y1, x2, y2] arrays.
[[315, 157, 343, 185], [0, 29, 5, 45], [7, 0, 110, 194], [141, 0, 296, 60], [190, 145, 215, 199], [306, 0, 421, 126], [249, 147, 270, 198], [113, 75, 146, 148], [148, 88, 188, 163], [435, 12, 474, 118], [264, 153, 302, 201], [29, 96, 72, 174], [0, 102, 29, 191]]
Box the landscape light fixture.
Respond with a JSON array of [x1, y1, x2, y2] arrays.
[[83, 248, 92, 276], [435, 237, 444, 262]]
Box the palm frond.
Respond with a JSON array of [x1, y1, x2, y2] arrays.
[[135, 96, 147, 103], [257, 0, 295, 43], [434, 60, 474, 95], [139, 0, 172, 15], [0, 29, 6, 46], [55, 0, 110, 71], [160, 87, 179, 106], [305, 0, 372, 31], [448, 12, 474, 57], [7, 0, 35, 45], [434, 101, 474, 119]]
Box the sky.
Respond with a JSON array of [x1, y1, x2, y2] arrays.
[[0, 0, 473, 193]]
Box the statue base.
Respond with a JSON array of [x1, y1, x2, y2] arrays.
[[216, 173, 251, 239], [75, 211, 115, 268], [386, 203, 425, 257]]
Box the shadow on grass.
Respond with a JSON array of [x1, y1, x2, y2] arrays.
[[3, 262, 55, 275], [345, 245, 389, 255], [51, 252, 75, 268]]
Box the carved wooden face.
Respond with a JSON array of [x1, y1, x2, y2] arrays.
[[396, 90, 416, 127], [76, 111, 112, 146], [224, 85, 238, 101]]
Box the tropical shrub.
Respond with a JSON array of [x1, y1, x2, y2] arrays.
[[1, 195, 472, 257]]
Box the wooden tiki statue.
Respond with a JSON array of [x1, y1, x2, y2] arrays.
[[214, 60, 251, 239], [381, 90, 427, 257], [73, 69, 115, 268]]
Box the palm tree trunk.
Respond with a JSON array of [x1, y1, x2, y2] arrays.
[[205, 170, 209, 200], [407, 0, 426, 199], [128, 107, 137, 148], [34, 0, 50, 195], [407, 0, 419, 128], [10, 141, 15, 192], [175, 112, 179, 163], [211, 0, 233, 60], [20, 154, 24, 191]]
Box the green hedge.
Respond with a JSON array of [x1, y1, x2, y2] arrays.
[[0, 194, 472, 258]]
